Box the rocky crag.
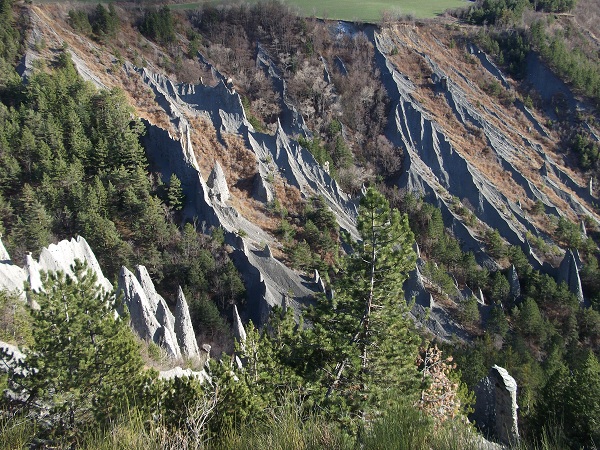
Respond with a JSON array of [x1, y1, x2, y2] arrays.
[[0, 236, 204, 363], [472, 365, 520, 446]]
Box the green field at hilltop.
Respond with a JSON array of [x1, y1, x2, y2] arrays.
[[170, 0, 468, 21]]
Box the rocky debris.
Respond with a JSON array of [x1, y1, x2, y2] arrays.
[[472, 365, 519, 446], [38, 236, 113, 293], [207, 161, 231, 204], [133, 68, 359, 336], [514, 99, 549, 138], [334, 56, 349, 77], [320, 55, 332, 84], [175, 287, 200, 359], [0, 261, 27, 299], [461, 285, 475, 301], [252, 172, 274, 203], [507, 265, 520, 304], [0, 240, 188, 357], [370, 28, 599, 275], [370, 30, 520, 268], [558, 249, 587, 306], [233, 304, 247, 344], [118, 268, 161, 341], [478, 287, 486, 305], [159, 366, 211, 383], [526, 53, 580, 118], [156, 299, 176, 335], [262, 244, 273, 258], [413, 241, 421, 258], [136, 64, 358, 242], [136, 265, 164, 313], [25, 253, 42, 293]]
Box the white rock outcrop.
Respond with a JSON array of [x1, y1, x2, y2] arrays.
[[233, 304, 246, 345], [207, 161, 231, 204], [175, 287, 200, 359], [159, 366, 210, 383], [472, 365, 519, 445], [558, 249, 587, 306], [118, 266, 182, 359], [0, 236, 111, 301]]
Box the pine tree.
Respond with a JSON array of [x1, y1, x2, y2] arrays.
[[305, 187, 419, 422], [2, 262, 143, 443], [167, 173, 184, 212]]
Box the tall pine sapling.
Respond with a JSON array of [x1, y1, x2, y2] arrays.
[[305, 187, 420, 423]]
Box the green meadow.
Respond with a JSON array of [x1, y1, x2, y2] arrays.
[[169, 0, 468, 21]]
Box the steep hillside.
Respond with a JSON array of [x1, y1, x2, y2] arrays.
[[2, 1, 600, 446]]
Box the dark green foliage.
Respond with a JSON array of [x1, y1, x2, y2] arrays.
[[485, 228, 506, 259], [489, 270, 510, 304], [90, 4, 119, 40], [0, 0, 20, 65], [0, 290, 32, 346], [302, 187, 420, 425], [139, 6, 177, 46], [285, 195, 341, 272], [68, 9, 92, 34], [167, 223, 245, 323], [535, 351, 600, 447], [166, 173, 184, 212], [476, 29, 530, 78], [530, 20, 600, 106], [487, 304, 509, 338], [298, 136, 335, 174], [465, 0, 530, 26], [1, 263, 144, 443], [570, 132, 600, 172], [0, 52, 245, 360], [460, 294, 481, 327], [533, 0, 576, 11], [513, 298, 547, 346], [187, 31, 202, 59]]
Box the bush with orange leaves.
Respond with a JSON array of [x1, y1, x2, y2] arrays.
[[416, 344, 461, 425]]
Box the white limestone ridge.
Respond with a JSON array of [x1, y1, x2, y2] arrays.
[[118, 267, 162, 343], [135, 265, 162, 312], [175, 287, 200, 359], [558, 249, 587, 306], [117, 265, 183, 359], [25, 253, 42, 293], [0, 236, 111, 302]]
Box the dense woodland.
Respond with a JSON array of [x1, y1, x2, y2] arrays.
[[0, 0, 600, 448]]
